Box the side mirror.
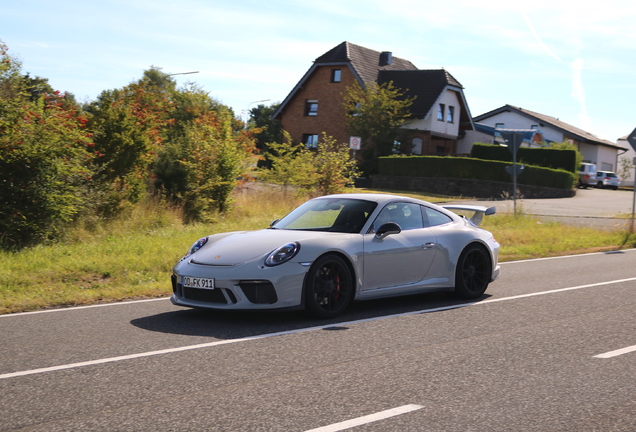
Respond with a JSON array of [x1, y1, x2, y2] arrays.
[[375, 222, 401, 239]]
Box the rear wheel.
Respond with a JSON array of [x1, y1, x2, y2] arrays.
[[304, 255, 353, 318], [454, 244, 491, 299]]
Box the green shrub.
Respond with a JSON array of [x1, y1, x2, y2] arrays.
[[470, 143, 577, 172], [379, 156, 575, 189]]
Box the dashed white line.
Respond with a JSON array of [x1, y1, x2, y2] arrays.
[[594, 345, 636, 359], [303, 404, 424, 432]]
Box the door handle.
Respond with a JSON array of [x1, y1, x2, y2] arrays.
[[422, 242, 435, 249]]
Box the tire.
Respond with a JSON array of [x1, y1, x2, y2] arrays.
[[453, 244, 491, 299], [597, 182, 604, 189], [304, 254, 353, 318]]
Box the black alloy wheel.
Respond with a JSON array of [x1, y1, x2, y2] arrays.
[[304, 254, 353, 318], [454, 244, 491, 299]]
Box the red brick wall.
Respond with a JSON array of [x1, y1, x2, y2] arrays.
[[277, 65, 358, 146], [277, 65, 458, 156]]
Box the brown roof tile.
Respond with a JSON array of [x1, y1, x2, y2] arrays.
[[315, 41, 417, 84]]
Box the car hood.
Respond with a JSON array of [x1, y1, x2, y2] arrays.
[[190, 229, 338, 266]]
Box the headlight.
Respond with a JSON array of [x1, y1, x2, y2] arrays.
[[183, 237, 209, 259], [265, 242, 300, 267]]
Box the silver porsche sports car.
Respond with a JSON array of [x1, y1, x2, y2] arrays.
[[171, 193, 500, 318]]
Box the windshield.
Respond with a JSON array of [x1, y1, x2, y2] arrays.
[[272, 198, 377, 233]]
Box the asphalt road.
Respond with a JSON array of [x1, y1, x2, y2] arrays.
[[449, 187, 636, 230], [2, 250, 636, 431]]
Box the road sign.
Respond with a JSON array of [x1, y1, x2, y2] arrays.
[[499, 131, 524, 154], [505, 164, 525, 176], [627, 127, 636, 152], [349, 136, 361, 150]]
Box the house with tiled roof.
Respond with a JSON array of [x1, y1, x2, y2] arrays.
[[272, 41, 473, 157], [473, 105, 629, 172]]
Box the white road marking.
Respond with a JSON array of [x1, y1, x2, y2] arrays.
[[0, 297, 170, 318], [499, 248, 636, 265], [2, 276, 636, 380], [594, 345, 636, 359], [2, 249, 633, 319], [303, 404, 423, 432]]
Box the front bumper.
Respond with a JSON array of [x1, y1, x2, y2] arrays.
[[170, 260, 309, 311]]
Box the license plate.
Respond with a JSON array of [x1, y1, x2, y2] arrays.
[[182, 276, 215, 289]]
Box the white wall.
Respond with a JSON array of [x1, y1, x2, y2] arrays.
[[476, 111, 564, 143], [478, 110, 624, 178], [457, 130, 494, 154], [407, 88, 461, 138]]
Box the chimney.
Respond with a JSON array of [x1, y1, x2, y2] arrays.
[[379, 51, 393, 66]]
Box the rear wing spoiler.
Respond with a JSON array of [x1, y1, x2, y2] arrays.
[[442, 205, 496, 227]]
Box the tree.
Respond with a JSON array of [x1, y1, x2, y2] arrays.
[[618, 155, 634, 185], [342, 81, 415, 174], [314, 133, 360, 195], [248, 102, 281, 151], [152, 84, 256, 218], [258, 131, 318, 195], [0, 40, 94, 248], [260, 132, 359, 196]]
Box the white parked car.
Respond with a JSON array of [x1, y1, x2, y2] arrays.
[[578, 163, 597, 188], [594, 171, 620, 190], [171, 193, 500, 318]]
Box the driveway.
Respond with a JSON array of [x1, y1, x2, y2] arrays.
[[448, 187, 635, 230]]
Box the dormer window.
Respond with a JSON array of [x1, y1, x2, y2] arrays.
[[437, 104, 445, 121], [447, 106, 455, 123], [305, 100, 318, 116], [331, 69, 341, 83]]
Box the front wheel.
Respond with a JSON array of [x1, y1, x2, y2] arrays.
[[304, 255, 353, 319], [453, 244, 491, 299]]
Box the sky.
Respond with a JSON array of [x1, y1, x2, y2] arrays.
[[2, 0, 636, 143]]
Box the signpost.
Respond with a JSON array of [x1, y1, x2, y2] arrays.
[[626, 128, 636, 233], [500, 131, 525, 214], [349, 136, 361, 159]]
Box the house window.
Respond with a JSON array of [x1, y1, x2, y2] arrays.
[[437, 104, 445, 121], [495, 123, 504, 129], [447, 106, 455, 123], [531, 124, 538, 130], [305, 100, 318, 116], [303, 134, 319, 148], [411, 137, 422, 155], [331, 69, 341, 83]]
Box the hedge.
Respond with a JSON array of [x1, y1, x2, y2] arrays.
[[470, 143, 577, 173], [378, 156, 576, 190]]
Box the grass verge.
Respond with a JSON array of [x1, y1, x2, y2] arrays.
[[1, 186, 634, 314]]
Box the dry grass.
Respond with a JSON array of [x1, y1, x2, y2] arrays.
[[1, 185, 634, 314]]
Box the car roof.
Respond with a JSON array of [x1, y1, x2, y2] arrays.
[[315, 193, 431, 206]]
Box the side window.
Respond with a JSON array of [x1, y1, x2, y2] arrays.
[[302, 134, 319, 149], [372, 202, 424, 232], [305, 100, 318, 116], [437, 104, 445, 121], [447, 106, 455, 123], [422, 206, 453, 227]]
